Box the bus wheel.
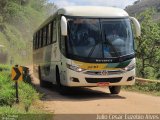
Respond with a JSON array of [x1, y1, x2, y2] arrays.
[[109, 86, 121, 94], [56, 68, 68, 94], [39, 66, 51, 88]]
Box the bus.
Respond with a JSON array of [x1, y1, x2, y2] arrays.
[[33, 6, 141, 94]]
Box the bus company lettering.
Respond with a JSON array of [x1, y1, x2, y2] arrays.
[[96, 59, 113, 62]]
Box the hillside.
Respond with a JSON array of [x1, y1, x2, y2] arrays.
[[125, 0, 160, 21], [0, 0, 56, 65]]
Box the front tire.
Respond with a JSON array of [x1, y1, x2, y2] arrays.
[[109, 86, 121, 94]]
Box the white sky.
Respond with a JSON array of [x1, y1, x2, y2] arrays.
[[48, 0, 138, 9]]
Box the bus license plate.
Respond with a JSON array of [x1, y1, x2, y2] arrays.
[[97, 82, 109, 87]]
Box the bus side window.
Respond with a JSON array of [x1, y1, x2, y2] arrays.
[[50, 21, 53, 43], [60, 36, 67, 56], [60, 17, 66, 55], [43, 27, 47, 46], [39, 30, 42, 48], [40, 29, 43, 47], [46, 25, 49, 45], [47, 23, 51, 45], [37, 31, 39, 48], [37, 31, 40, 49], [33, 36, 35, 49], [34, 34, 36, 49], [36, 32, 39, 49], [53, 21, 57, 43]]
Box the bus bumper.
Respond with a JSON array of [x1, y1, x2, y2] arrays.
[[63, 68, 135, 87]]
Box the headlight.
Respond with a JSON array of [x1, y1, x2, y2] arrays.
[[123, 64, 135, 71], [66, 64, 85, 72]]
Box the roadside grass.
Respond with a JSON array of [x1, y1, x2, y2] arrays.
[[0, 64, 53, 119], [123, 81, 160, 96]]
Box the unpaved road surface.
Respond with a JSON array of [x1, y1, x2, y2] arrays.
[[30, 69, 160, 114]]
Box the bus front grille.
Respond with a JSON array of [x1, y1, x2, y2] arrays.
[[85, 77, 122, 83], [84, 70, 124, 75]]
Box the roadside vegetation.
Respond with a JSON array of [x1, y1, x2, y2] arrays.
[[135, 8, 160, 80], [0, 0, 56, 117], [123, 81, 160, 96], [126, 0, 160, 80], [0, 0, 56, 65], [0, 65, 40, 113], [123, 7, 160, 96]]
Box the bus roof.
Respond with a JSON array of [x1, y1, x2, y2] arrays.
[[58, 6, 129, 18], [34, 6, 129, 34]]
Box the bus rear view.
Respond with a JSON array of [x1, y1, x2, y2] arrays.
[[33, 6, 141, 94]]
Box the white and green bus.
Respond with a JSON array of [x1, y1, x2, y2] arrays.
[[33, 6, 141, 94]]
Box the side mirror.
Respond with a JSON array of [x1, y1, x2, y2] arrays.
[[130, 17, 141, 37], [61, 16, 67, 36]]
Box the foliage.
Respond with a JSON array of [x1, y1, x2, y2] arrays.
[[123, 81, 160, 96], [0, 65, 39, 112], [0, 0, 56, 65], [0, 0, 56, 115], [0, 65, 14, 107], [135, 8, 160, 79], [19, 82, 39, 112]]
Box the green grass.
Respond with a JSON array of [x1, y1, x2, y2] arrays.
[[123, 81, 160, 96], [0, 64, 50, 117]]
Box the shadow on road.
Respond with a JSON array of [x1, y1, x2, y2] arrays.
[[33, 83, 126, 102]]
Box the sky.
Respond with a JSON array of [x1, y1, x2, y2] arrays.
[[48, 0, 138, 9]]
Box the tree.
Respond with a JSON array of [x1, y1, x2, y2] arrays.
[[135, 8, 160, 79]]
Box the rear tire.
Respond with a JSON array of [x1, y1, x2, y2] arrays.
[[39, 66, 51, 88], [109, 86, 121, 94]]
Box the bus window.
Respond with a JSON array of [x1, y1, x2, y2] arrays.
[[39, 30, 42, 48], [53, 21, 57, 43], [46, 25, 48, 45], [47, 23, 51, 45], [51, 21, 54, 43], [60, 36, 66, 56], [43, 27, 47, 46], [33, 36, 35, 49], [36, 33, 38, 49], [37, 32, 39, 49], [33, 34, 36, 49], [40, 29, 43, 47]]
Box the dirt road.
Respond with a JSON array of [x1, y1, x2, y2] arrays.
[[30, 73, 160, 114]]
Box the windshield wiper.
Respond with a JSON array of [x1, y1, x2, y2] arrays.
[[104, 32, 120, 57], [87, 41, 101, 58]]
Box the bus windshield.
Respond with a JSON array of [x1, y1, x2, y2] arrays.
[[67, 17, 134, 59]]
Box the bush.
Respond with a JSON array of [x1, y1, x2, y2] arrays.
[[123, 81, 160, 96], [19, 82, 39, 112], [0, 64, 10, 71], [0, 65, 15, 106], [0, 85, 15, 106]]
